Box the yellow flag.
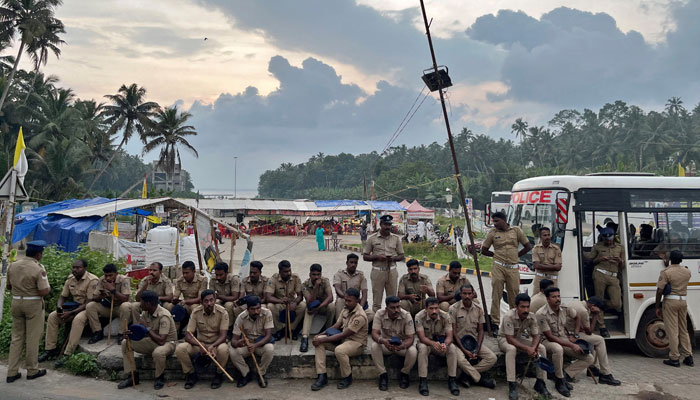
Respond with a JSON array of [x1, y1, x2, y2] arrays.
[[679, 162, 685, 177], [112, 220, 119, 237], [13, 127, 28, 183], [141, 176, 147, 198]]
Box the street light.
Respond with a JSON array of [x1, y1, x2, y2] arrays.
[[234, 156, 238, 199]]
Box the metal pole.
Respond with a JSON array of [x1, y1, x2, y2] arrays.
[[0, 169, 18, 322], [234, 156, 238, 199], [418, 0, 491, 333]]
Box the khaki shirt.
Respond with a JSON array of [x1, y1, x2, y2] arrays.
[[565, 300, 591, 332], [209, 273, 240, 297], [657, 264, 692, 296], [499, 308, 539, 339], [536, 303, 576, 338], [265, 273, 303, 301], [61, 272, 99, 304], [483, 226, 529, 264], [589, 242, 624, 273], [174, 273, 206, 300], [398, 273, 433, 302], [240, 275, 269, 298], [338, 303, 368, 344], [140, 304, 177, 342], [449, 301, 485, 339], [302, 277, 333, 302], [532, 243, 562, 274], [373, 308, 415, 340], [333, 269, 368, 292], [436, 274, 470, 299], [187, 304, 229, 343], [363, 232, 404, 268], [415, 309, 452, 338], [138, 276, 173, 298], [233, 308, 274, 338], [529, 292, 547, 313], [7, 256, 50, 296], [96, 274, 132, 305]]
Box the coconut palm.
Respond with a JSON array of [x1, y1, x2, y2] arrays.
[[26, 86, 77, 149], [22, 15, 64, 102], [74, 99, 113, 165]]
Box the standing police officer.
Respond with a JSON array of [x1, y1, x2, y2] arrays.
[[587, 227, 624, 338], [656, 250, 693, 367], [363, 215, 404, 312], [532, 227, 562, 293]]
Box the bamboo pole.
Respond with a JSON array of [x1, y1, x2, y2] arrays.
[[190, 335, 234, 382], [242, 332, 265, 386]]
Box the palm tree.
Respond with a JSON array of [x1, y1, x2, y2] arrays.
[[22, 15, 64, 102], [665, 97, 685, 117], [143, 106, 198, 191], [27, 136, 90, 199], [87, 83, 160, 191], [75, 99, 113, 165], [511, 118, 528, 142], [0, 0, 64, 112], [26, 86, 77, 149]]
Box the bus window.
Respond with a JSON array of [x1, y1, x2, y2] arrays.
[[627, 211, 700, 259]]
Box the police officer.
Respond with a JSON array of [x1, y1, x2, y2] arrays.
[[363, 215, 404, 312], [481, 212, 531, 332], [300, 263, 335, 352], [229, 296, 275, 388], [656, 250, 693, 367], [6, 240, 50, 383], [84, 263, 131, 345], [38, 259, 98, 362], [529, 279, 553, 313], [398, 259, 434, 317], [532, 227, 562, 293], [415, 297, 457, 396], [209, 261, 241, 333], [436, 261, 471, 312], [333, 253, 372, 322], [237, 260, 269, 304], [173, 261, 206, 315], [371, 296, 417, 391], [587, 227, 624, 338], [265, 260, 306, 341], [135, 262, 174, 310]]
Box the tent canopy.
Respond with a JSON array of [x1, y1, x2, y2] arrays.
[[403, 200, 435, 220]]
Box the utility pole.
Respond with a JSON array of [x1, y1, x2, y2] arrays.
[[234, 156, 238, 198], [418, 0, 492, 333]]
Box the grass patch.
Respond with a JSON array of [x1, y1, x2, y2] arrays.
[[64, 353, 99, 377]]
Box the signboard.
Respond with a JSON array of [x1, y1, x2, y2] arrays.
[[510, 190, 565, 204]]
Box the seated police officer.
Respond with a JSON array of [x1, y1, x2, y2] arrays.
[[370, 295, 417, 391]]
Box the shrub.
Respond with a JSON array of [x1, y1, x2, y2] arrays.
[[64, 352, 99, 377]]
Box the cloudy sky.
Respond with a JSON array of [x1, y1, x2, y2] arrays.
[[14, 0, 700, 195]]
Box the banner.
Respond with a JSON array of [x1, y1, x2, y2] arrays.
[[195, 211, 214, 270]]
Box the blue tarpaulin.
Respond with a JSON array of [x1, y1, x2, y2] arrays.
[[314, 200, 367, 207], [367, 201, 406, 211]]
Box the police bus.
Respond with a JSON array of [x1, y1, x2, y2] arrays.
[[505, 173, 699, 357]]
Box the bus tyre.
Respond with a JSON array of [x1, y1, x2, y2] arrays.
[[635, 307, 669, 358]]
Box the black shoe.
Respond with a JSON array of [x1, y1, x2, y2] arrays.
[[273, 330, 285, 341], [554, 378, 570, 397], [118, 372, 140, 389], [683, 356, 694, 367], [38, 348, 59, 362], [663, 359, 681, 368], [399, 372, 409, 389], [478, 376, 496, 389], [456, 372, 471, 388], [599, 327, 610, 338], [534, 379, 551, 399], [258, 373, 268, 388], [292, 329, 299, 341], [337, 374, 352, 389], [311, 373, 328, 391], [117, 334, 123, 345], [447, 377, 460, 396], [587, 366, 601, 377], [508, 381, 518, 400], [6, 373, 21, 383], [564, 373, 574, 390], [378, 372, 388, 391], [184, 372, 198, 389], [237, 371, 253, 388], [418, 377, 429, 396], [88, 331, 104, 344], [154, 374, 165, 390], [27, 370, 47, 380], [300, 337, 309, 353], [211, 372, 223, 389], [599, 374, 621, 386], [55, 355, 69, 368]]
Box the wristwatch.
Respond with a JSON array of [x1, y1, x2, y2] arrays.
[[573, 333, 580, 339]]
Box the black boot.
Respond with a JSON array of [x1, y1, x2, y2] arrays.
[[456, 372, 471, 388], [300, 337, 309, 353], [683, 356, 694, 366], [117, 372, 140, 389], [26, 370, 46, 380], [337, 374, 353, 389], [663, 359, 681, 367], [599, 327, 610, 338], [311, 373, 328, 391], [237, 371, 253, 388], [418, 377, 429, 396], [477, 376, 496, 389], [273, 330, 285, 341], [54, 355, 69, 368], [258, 373, 268, 388], [554, 377, 570, 397], [587, 366, 601, 376], [38, 348, 59, 362], [378, 372, 388, 391], [117, 334, 123, 345], [448, 376, 460, 396], [6, 373, 21, 383], [88, 331, 104, 344], [184, 372, 198, 389], [564, 373, 574, 390], [534, 379, 551, 399], [154, 374, 165, 390], [508, 381, 518, 400], [211, 372, 223, 389], [399, 372, 410, 389], [599, 374, 621, 386]]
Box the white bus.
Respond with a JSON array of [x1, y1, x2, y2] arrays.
[[506, 173, 699, 357]]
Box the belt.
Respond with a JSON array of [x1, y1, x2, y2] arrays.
[[373, 266, 396, 271], [665, 295, 686, 301], [13, 296, 41, 300], [536, 272, 558, 279], [595, 268, 617, 277], [494, 260, 518, 269]]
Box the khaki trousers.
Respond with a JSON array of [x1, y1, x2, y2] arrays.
[[533, 274, 559, 294], [45, 310, 74, 350], [579, 333, 611, 375], [370, 268, 398, 311], [663, 299, 692, 360], [490, 265, 519, 324], [314, 337, 364, 377], [418, 342, 457, 377], [59, 310, 89, 356], [399, 299, 422, 317], [302, 305, 335, 337], [593, 270, 621, 328], [454, 344, 497, 381], [229, 343, 274, 375], [175, 342, 229, 374], [86, 301, 128, 334], [498, 336, 546, 382], [370, 342, 417, 374], [268, 301, 306, 332], [122, 338, 175, 377], [8, 299, 44, 376], [542, 340, 594, 379], [335, 298, 374, 324]]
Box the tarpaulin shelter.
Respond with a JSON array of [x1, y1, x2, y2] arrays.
[[404, 200, 435, 220]]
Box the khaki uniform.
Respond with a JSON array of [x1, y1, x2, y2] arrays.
[[566, 300, 611, 374], [86, 274, 132, 336], [532, 243, 562, 293], [122, 305, 177, 377], [7, 256, 50, 377], [364, 232, 404, 311], [449, 301, 497, 381], [45, 272, 99, 352], [175, 304, 229, 374], [174, 273, 207, 314], [332, 269, 372, 322], [398, 273, 433, 316], [529, 292, 547, 313], [536, 304, 593, 379], [124, 276, 175, 330], [265, 273, 306, 332], [238, 275, 270, 315], [370, 308, 417, 374], [658, 264, 692, 360], [415, 309, 457, 377], [483, 226, 529, 324], [229, 308, 275, 375], [498, 309, 547, 382], [589, 242, 624, 327], [209, 273, 241, 328], [301, 277, 335, 337], [314, 303, 367, 378], [436, 274, 471, 312]]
